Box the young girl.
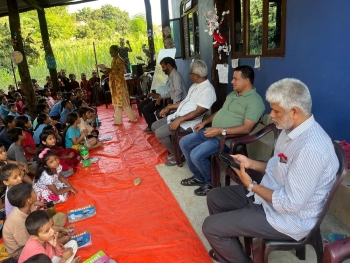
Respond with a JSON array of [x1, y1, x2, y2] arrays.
[[38, 129, 79, 176], [33, 148, 76, 204], [0, 143, 32, 184], [33, 114, 51, 145], [64, 112, 102, 150]]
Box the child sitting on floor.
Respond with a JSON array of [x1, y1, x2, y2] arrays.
[[16, 116, 36, 160], [2, 182, 69, 259], [33, 148, 76, 204], [7, 103, 20, 117], [22, 107, 32, 121], [6, 127, 37, 175], [37, 130, 79, 177], [33, 114, 51, 145], [60, 99, 73, 126], [78, 107, 99, 138], [18, 210, 80, 263], [14, 92, 25, 115], [64, 112, 102, 150], [0, 144, 32, 185]]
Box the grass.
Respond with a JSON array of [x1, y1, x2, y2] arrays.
[[0, 34, 164, 88]]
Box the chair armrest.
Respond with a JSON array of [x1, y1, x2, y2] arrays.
[[229, 124, 279, 151], [218, 133, 248, 152]]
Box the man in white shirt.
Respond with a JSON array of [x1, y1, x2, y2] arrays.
[[202, 78, 339, 263], [151, 60, 216, 165]]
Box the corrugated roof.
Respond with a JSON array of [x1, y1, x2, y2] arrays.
[[0, 0, 96, 17]]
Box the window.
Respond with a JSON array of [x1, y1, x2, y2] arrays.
[[180, 0, 200, 60], [231, 0, 286, 57]]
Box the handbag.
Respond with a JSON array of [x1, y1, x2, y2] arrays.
[[338, 140, 350, 169]]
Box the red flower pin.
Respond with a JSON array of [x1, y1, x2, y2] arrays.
[[278, 153, 288, 163]]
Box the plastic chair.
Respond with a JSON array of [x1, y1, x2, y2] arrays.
[[248, 141, 348, 263], [322, 237, 350, 263], [210, 120, 270, 188]]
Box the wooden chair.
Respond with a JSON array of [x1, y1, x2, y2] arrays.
[[248, 141, 348, 263]]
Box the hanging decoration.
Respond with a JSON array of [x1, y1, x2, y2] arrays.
[[162, 26, 175, 49], [10, 51, 23, 64], [203, 4, 231, 59], [45, 54, 57, 69]]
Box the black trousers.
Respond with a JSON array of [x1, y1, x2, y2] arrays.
[[141, 98, 163, 129], [203, 185, 294, 263]]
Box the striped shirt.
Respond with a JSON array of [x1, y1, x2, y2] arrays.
[[254, 115, 339, 240]]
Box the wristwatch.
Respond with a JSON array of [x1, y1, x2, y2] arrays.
[[222, 128, 227, 136], [247, 181, 257, 192]]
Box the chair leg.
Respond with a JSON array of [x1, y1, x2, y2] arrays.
[[225, 174, 230, 186], [210, 156, 220, 188], [171, 135, 182, 167], [310, 229, 324, 263], [296, 246, 306, 260], [251, 237, 265, 263], [136, 98, 142, 116]]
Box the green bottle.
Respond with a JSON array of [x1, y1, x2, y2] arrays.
[[80, 138, 91, 167]]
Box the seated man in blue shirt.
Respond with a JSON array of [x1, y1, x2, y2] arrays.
[[203, 78, 339, 263]]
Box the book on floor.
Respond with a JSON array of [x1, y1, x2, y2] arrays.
[[67, 204, 96, 223], [71, 230, 92, 248], [82, 250, 111, 263]]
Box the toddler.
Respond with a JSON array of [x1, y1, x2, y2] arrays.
[[18, 210, 80, 263], [33, 148, 76, 204]]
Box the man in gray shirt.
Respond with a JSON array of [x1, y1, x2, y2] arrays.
[[141, 57, 186, 134]]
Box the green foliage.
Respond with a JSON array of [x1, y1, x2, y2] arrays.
[[0, 4, 163, 88], [129, 14, 147, 36], [76, 5, 130, 35]]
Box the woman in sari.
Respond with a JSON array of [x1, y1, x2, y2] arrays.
[[107, 45, 136, 125]]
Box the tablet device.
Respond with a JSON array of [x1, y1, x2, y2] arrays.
[[219, 151, 241, 169]]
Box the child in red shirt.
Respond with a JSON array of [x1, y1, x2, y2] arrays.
[[15, 115, 36, 160], [14, 92, 25, 115]]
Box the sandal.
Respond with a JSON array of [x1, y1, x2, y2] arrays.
[[180, 176, 204, 186], [164, 159, 177, 166], [194, 184, 212, 196], [209, 249, 219, 262]]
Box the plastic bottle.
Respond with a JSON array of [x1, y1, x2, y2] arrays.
[[95, 117, 99, 127], [80, 138, 91, 167], [46, 201, 56, 217]]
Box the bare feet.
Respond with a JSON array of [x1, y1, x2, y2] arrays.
[[96, 141, 104, 148], [72, 256, 81, 263]]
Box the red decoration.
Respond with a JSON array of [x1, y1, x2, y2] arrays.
[[213, 31, 226, 44]]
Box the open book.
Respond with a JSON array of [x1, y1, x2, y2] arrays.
[[97, 64, 109, 71]]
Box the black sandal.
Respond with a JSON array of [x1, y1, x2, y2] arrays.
[[194, 184, 212, 196], [180, 176, 204, 186], [209, 249, 219, 262]]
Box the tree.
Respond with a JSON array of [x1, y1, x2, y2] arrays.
[[129, 14, 147, 36]]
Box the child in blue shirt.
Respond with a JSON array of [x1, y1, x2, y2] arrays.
[[33, 114, 51, 145], [60, 100, 73, 125], [7, 103, 20, 117], [64, 112, 101, 151]]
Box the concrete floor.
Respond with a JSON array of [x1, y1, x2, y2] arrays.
[[156, 162, 350, 263]]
